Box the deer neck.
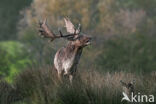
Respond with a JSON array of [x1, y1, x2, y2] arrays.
[[65, 42, 83, 59], [67, 42, 82, 52]]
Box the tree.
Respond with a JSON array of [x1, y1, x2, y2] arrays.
[[0, 41, 32, 82], [0, 0, 31, 40]]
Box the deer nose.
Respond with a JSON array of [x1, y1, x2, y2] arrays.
[[89, 37, 92, 42], [86, 37, 92, 45]]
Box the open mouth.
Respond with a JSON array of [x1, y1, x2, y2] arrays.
[[86, 39, 91, 45]]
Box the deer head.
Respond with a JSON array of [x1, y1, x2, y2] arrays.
[[38, 17, 91, 48], [120, 80, 135, 97]]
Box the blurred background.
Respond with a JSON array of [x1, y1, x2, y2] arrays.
[[0, 0, 155, 82], [0, 0, 156, 104]]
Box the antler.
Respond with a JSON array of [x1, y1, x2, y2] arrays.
[[38, 18, 62, 41], [64, 17, 81, 34], [38, 18, 81, 41]]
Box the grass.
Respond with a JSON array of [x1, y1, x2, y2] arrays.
[[0, 66, 156, 104]]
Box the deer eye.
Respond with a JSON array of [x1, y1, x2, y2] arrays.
[[86, 40, 89, 42]]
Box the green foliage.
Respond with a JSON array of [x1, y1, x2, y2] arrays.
[[0, 41, 32, 82], [97, 34, 156, 73]]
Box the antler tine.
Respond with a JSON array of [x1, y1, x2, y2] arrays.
[[38, 18, 62, 41], [38, 18, 80, 42], [39, 20, 42, 27], [43, 18, 47, 24], [77, 23, 81, 34], [59, 30, 63, 37], [64, 17, 77, 34]]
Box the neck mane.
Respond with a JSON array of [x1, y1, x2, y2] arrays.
[[65, 42, 83, 59]]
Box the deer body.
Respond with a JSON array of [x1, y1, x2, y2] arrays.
[[54, 44, 82, 79], [38, 18, 91, 83]]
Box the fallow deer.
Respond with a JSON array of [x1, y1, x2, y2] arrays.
[[38, 18, 91, 83], [120, 80, 135, 98]]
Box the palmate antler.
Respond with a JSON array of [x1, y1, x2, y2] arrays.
[[64, 17, 81, 34], [39, 18, 62, 41], [38, 18, 81, 41]]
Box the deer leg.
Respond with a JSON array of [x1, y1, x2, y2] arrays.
[[63, 69, 69, 79], [63, 70, 68, 76], [58, 71, 63, 82], [69, 74, 73, 84]]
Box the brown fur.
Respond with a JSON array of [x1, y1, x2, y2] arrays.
[[54, 35, 91, 83]]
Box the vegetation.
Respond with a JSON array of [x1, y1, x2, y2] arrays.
[[0, 0, 31, 40], [1, 67, 156, 104], [0, 41, 32, 82], [97, 34, 156, 73], [0, 0, 156, 104]]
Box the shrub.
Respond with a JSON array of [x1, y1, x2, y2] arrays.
[[96, 34, 156, 73], [0, 41, 32, 82], [1, 67, 155, 104]]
